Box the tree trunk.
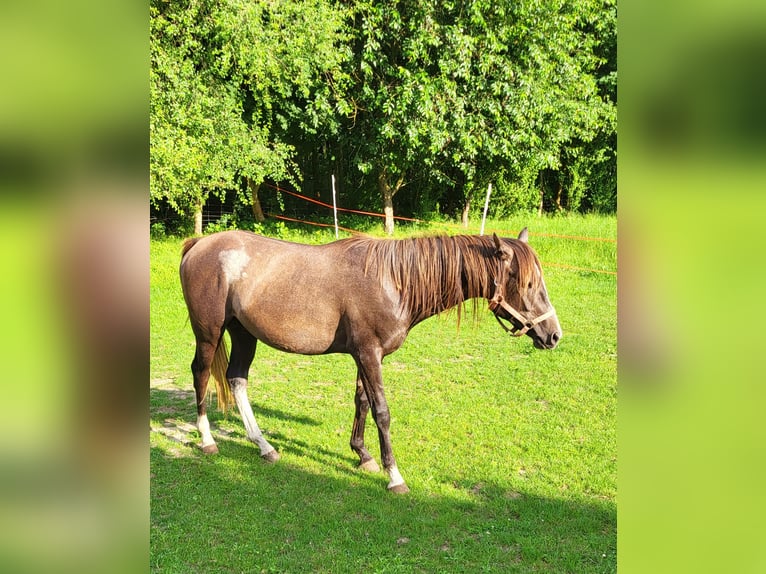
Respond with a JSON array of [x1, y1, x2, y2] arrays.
[[247, 178, 266, 223], [378, 169, 401, 236], [537, 172, 545, 217], [382, 184, 395, 236], [194, 197, 203, 235], [461, 197, 471, 227]]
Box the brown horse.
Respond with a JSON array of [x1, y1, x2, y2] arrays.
[[179, 228, 561, 493]]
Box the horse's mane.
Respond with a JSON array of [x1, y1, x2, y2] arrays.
[[344, 234, 541, 321]]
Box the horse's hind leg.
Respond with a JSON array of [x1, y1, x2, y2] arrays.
[[191, 340, 219, 454], [226, 319, 279, 462], [350, 372, 380, 472]]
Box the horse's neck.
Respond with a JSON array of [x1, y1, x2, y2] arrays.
[[415, 288, 467, 322]]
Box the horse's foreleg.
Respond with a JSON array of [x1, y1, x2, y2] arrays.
[[356, 352, 409, 494], [227, 323, 279, 462], [350, 372, 380, 472]]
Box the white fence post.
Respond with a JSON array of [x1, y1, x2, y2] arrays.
[[480, 183, 492, 236], [331, 174, 339, 239]]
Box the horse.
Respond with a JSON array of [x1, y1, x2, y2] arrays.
[[179, 228, 561, 493]]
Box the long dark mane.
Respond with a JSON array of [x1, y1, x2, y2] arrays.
[[344, 235, 542, 321]]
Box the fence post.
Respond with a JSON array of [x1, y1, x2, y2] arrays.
[[331, 174, 339, 239], [480, 183, 492, 236]]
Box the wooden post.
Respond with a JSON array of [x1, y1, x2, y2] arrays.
[[479, 183, 492, 236], [194, 196, 203, 235], [331, 174, 339, 239]]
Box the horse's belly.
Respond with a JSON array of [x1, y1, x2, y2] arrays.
[[236, 309, 340, 355]]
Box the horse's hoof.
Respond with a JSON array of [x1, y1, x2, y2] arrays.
[[359, 458, 381, 473], [261, 449, 280, 463], [201, 443, 219, 455], [387, 483, 410, 494]]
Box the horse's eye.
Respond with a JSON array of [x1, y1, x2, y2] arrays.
[[527, 282, 533, 289]]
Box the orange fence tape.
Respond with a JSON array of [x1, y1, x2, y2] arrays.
[[542, 262, 617, 276], [266, 183, 423, 223], [265, 182, 616, 244], [268, 213, 366, 235]]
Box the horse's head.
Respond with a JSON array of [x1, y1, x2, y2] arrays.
[[490, 229, 562, 349]]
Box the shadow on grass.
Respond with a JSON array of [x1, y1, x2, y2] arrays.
[[248, 404, 322, 427], [151, 388, 616, 574], [149, 386, 353, 471], [149, 387, 322, 426]]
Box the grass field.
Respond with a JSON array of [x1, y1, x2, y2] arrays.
[[150, 215, 616, 573]]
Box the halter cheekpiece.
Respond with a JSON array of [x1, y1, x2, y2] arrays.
[[488, 273, 556, 337]]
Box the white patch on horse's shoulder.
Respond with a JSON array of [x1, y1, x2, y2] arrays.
[[219, 249, 250, 284]]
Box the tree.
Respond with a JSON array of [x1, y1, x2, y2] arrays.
[[447, 0, 615, 219], [151, 0, 238, 233], [343, 3, 426, 234], [150, 0, 349, 233], [533, 0, 616, 214], [343, 0, 616, 233]]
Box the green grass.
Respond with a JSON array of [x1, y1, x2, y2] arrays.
[[151, 216, 616, 573]]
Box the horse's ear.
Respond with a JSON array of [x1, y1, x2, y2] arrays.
[[517, 227, 529, 243], [493, 233, 513, 260]]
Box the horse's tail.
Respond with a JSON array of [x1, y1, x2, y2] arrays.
[[180, 235, 234, 412], [181, 236, 202, 259], [210, 336, 234, 413]]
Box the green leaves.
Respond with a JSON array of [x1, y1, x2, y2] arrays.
[[151, 0, 349, 221], [347, 0, 615, 214], [151, 0, 616, 228]]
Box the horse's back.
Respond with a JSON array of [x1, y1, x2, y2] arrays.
[[180, 231, 307, 279]]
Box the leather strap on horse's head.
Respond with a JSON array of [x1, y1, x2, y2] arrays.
[[489, 282, 556, 337]]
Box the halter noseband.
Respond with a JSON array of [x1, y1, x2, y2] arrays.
[[488, 279, 556, 338]]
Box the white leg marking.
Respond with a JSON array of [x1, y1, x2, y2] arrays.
[[231, 383, 276, 456], [387, 465, 405, 489], [197, 414, 216, 449]]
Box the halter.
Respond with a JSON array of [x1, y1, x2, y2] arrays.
[[488, 269, 556, 337]]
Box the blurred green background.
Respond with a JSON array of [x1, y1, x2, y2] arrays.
[[620, 1, 766, 572], [0, 1, 147, 573]]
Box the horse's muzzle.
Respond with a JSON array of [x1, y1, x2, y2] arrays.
[[533, 329, 561, 350]]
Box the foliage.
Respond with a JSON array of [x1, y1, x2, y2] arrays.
[[544, 0, 617, 214], [150, 0, 350, 223], [150, 221, 167, 240], [343, 0, 616, 226], [150, 0, 617, 232]]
